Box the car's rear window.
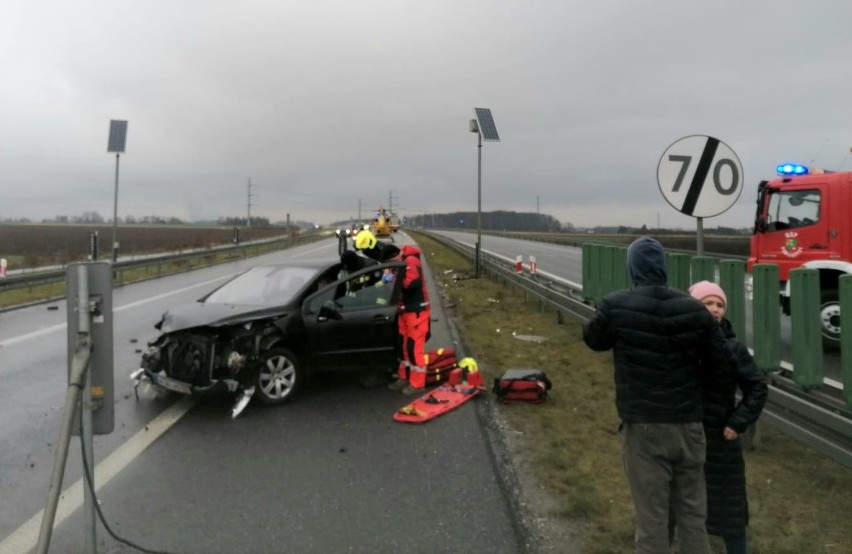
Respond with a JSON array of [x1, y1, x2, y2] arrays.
[[204, 266, 318, 305]]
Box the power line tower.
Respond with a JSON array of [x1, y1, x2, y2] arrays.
[[247, 178, 254, 228], [388, 191, 399, 216]]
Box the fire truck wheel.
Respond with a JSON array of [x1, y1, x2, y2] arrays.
[[819, 288, 841, 350]]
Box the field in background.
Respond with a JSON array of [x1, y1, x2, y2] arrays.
[[0, 223, 298, 269]]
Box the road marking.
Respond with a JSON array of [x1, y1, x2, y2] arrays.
[[113, 275, 232, 313], [0, 396, 195, 554], [0, 276, 231, 348]]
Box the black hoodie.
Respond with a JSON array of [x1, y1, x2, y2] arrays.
[[583, 237, 736, 423]]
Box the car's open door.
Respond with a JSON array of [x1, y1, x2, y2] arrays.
[[302, 262, 403, 372]]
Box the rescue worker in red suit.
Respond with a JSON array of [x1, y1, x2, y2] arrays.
[[386, 244, 431, 395]]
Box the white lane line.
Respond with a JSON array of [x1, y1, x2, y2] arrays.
[[0, 396, 195, 554], [0, 275, 231, 348], [113, 275, 232, 313]]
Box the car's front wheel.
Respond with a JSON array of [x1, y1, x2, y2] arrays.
[[254, 348, 302, 404]]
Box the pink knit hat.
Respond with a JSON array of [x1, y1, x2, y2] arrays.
[[689, 280, 727, 306]]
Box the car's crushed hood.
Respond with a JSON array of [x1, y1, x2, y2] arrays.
[[156, 302, 292, 334]]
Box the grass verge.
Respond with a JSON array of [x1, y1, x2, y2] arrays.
[[412, 231, 852, 554]]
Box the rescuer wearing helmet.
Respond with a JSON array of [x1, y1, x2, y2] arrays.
[[386, 244, 431, 395], [354, 231, 430, 394]]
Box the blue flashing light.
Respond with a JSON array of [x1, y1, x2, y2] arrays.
[[777, 163, 809, 176]]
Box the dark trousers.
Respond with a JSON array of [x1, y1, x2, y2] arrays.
[[621, 421, 710, 554]]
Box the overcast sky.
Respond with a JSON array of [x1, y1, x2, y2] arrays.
[[1, 1, 850, 229]]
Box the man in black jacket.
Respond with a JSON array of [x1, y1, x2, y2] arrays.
[[583, 236, 736, 554]]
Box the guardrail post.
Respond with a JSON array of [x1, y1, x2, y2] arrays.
[[690, 256, 716, 284], [590, 244, 604, 304], [720, 260, 746, 343], [581, 243, 592, 302], [613, 247, 629, 291], [667, 253, 690, 292], [752, 264, 781, 372], [790, 268, 824, 389], [601, 246, 614, 297], [841, 275, 852, 408]]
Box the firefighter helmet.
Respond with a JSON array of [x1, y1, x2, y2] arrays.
[[354, 229, 377, 250], [458, 357, 478, 373]]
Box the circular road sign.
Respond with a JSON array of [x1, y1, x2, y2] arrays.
[[657, 135, 743, 218]]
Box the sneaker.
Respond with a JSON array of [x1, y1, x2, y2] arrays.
[[402, 385, 425, 396], [388, 379, 408, 391]]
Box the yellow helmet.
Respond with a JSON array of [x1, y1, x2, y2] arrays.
[[458, 357, 478, 373], [354, 229, 377, 250]]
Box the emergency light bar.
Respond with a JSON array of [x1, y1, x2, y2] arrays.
[[777, 163, 809, 176]]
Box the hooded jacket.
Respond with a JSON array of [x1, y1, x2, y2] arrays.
[[399, 244, 430, 312], [583, 237, 736, 423]]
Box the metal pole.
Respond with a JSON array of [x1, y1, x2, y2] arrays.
[[79, 268, 96, 553], [696, 217, 704, 256], [476, 132, 482, 278], [37, 266, 92, 554], [111, 154, 120, 263]]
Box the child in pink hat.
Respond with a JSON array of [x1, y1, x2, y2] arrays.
[[677, 280, 767, 554]]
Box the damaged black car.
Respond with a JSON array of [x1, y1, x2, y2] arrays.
[[132, 257, 404, 417]]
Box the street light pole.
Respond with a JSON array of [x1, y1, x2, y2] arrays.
[[476, 130, 483, 278], [106, 120, 128, 263], [470, 108, 500, 279], [111, 153, 120, 262]]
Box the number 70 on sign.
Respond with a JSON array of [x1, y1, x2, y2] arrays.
[[656, 135, 744, 218]]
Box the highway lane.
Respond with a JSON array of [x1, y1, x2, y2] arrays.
[[0, 250, 277, 541], [433, 230, 843, 388], [1, 235, 523, 553]]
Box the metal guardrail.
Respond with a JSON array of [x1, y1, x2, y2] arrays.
[[0, 233, 326, 297], [419, 231, 852, 469], [481, 230, 751, 259]]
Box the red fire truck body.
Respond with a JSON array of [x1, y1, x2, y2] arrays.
[[748, 168, 852, 347]]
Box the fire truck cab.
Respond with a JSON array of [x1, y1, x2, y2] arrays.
[[748, 164, 852, 348]]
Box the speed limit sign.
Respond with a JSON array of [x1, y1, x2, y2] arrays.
[[657, 135, 743, 218]]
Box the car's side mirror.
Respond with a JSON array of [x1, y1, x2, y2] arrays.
[[319, 300, 343, 320]]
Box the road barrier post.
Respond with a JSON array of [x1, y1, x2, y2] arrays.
[[720, 260, 747, 343], [752, 264, 781, 372], [690, 256, 716, 284], [581, 243, 592, 302], [611, 247, 628, 291], [790, 268, 824, 389], [667, 253, 691, 292]]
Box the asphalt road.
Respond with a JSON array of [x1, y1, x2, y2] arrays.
[[0, 235, 525, 554]]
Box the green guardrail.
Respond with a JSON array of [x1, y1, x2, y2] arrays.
[[582, 245, 850, 407]]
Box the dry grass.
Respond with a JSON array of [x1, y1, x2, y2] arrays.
[[413, 231, 852, 554]]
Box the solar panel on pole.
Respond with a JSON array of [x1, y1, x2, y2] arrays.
[[474, 108, 500, 142], [471, 107, 500, 278], [107, 120, 128, 262], [107, 120, 128, 153]]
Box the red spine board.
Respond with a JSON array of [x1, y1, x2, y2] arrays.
[[393, 384, 480, 423]]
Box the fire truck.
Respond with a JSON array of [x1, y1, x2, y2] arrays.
[[748, 163, 852, 348]]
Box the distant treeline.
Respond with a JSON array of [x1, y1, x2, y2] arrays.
[[4, 213, 295, 228], [408, 211, 562, 232]]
